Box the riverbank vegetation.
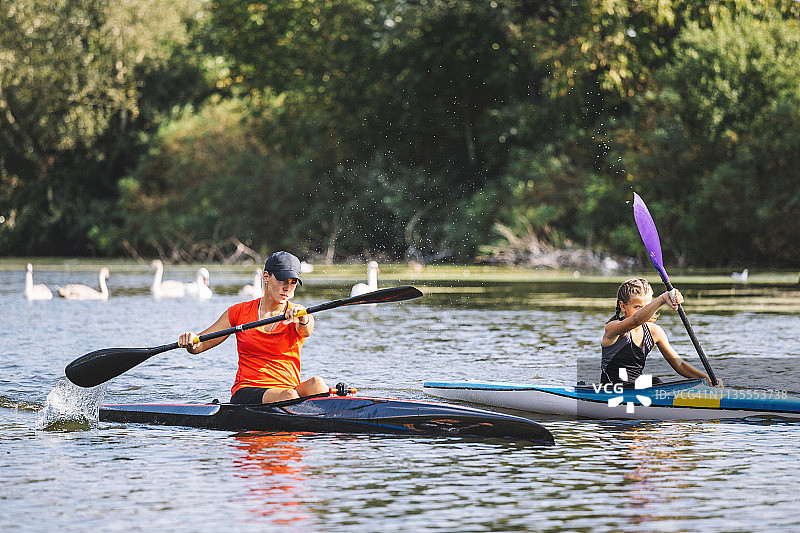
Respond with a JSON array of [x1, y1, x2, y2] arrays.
[[2, 1, 799, 269]]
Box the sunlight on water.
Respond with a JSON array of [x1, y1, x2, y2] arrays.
[[35, 378, 107, 431]]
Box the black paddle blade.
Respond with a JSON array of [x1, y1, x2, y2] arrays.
[[65, 347, 163, 388], [345, 285, 423, 305], [306, 285, 423, 314]]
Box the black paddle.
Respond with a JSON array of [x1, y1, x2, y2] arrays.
[[65, 285, 423, 388], [632, 193, 718, 386]]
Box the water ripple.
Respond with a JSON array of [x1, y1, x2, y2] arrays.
[[1, 271, 800, 531]]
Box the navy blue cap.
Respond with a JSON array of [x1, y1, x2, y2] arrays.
[[264, 251, 303, 285]]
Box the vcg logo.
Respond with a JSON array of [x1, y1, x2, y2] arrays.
[[592, 369, 653, 413]]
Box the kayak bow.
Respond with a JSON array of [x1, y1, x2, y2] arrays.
[[100, 394, 555, 444], [423, 379, 800, 421]]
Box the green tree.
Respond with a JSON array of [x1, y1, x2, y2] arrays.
[[476, 0, 800, 264], [205, 0, 543, 260], [624, 10, 800, 266], [114, 98, 316, 260], [0, 0, 204, 254]]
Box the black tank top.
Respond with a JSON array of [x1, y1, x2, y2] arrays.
[[600, 323, 654, 384]]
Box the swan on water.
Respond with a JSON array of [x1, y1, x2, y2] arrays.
[[731, 269, 749, 282], [238, 269, 263, 299], [351, 261, 380, 297], [150, 259, 186, 298], [185, 267, 213, 300], [25, 263, 53, 301], [56, 267, 110, 300]]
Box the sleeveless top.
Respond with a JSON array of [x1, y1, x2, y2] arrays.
[[228, 299, 307, 395], [601, 323, 654, 384]]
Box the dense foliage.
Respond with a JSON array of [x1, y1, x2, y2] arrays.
[[2, 0, 799, 267]]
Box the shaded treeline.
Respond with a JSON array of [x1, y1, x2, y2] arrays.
[[2, 1, 799, 267]]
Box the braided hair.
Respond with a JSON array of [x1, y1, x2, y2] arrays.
[[608, 278, 654, 323]]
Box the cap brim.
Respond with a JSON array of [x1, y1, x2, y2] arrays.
[[272, 271, 302, 285]]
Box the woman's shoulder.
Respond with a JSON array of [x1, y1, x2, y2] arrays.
[[602, 319, 627, 346], [604, 316, 633, 337], [228, 298, 259, 324], [230, 298, 259, 311]]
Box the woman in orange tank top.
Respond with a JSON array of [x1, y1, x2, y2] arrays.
[[178, 251, 328, 403]]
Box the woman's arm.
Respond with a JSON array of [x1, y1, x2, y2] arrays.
[[178, 310, 232, 354], [650, 324, 711, 381], [603, 289, 681, 343]]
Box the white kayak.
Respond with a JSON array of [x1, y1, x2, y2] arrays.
[[422, 379, 800, 421]]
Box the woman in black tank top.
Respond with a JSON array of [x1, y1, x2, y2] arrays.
[[601, 322, 654, 384], [600, 278, 715, 385]]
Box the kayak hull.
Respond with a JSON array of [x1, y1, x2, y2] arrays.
[[100, 396, 554, 444], [422, 379, 800, 421]]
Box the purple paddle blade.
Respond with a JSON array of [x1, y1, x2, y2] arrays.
[[632, 192, 669, 282]]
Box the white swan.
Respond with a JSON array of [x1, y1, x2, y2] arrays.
[[238, 269, 263, 299], [732, 268, 749, 282], [300, 261, 314, 273], [150, 259, 186, 298], [56, 267, 110, 300], [185, 267, 213, 300], [351, 261, 380, 297], [25, 263, 53, 301]]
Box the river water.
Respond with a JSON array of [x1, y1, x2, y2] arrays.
[[2, 265, 800, 531]]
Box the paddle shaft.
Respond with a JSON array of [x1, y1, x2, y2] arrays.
[[653, 263, 718, 387], [192, 284, 421, 343]]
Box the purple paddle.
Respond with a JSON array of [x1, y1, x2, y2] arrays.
[[632, 193, 718, 386], [632, 193, 668, 283]]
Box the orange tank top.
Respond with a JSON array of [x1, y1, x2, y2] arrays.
[[228, 299, 307, 395]]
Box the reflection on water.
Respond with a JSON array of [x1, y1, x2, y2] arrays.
[[617, 423, 694, 527], [230, 432, 313, 525]]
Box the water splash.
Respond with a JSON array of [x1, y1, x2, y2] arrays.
[[35, 378, 107, 431]]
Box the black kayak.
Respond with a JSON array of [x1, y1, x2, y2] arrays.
[[100, 394, 554, 444]]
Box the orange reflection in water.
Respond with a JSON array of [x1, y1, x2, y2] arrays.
[[230, 432, 314, 525]]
